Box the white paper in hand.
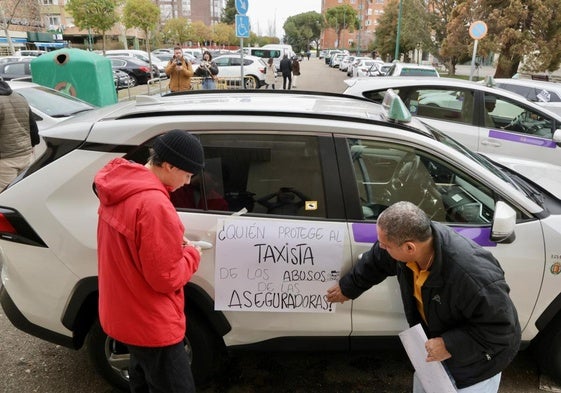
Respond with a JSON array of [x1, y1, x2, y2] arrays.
[[398, 324, 456, 393]]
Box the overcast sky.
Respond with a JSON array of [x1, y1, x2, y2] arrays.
[[245, 0, 322, 39]]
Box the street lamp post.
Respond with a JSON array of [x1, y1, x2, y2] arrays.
[[394, 0, 403, 61], [356, 0, 363, 56]]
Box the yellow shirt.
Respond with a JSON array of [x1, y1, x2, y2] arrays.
[[406, 261, 431, 324]]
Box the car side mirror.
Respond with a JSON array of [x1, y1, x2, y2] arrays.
[[553, 129, 561, 147], [491, 201, 516, 243]]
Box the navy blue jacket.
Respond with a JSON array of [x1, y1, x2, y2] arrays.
[[339, 222, 521, 388]]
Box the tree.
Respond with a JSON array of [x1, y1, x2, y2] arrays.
[[161, 18, 190, 46], [222, 0, 236, 25], [212, 23, 237, 46], [284, 11, 324, 54], [487, 0, 561, 77], [122, 0, 160, 77], [426, 0, 465, 73], [325, 5, 359, 49], [1, 0, 41, 55], [374, 0, 432, 62], [66, 0, 119, 53]]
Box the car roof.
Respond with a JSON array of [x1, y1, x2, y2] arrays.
[[40, 91, 434, 139], [345, 76, 561, 117], [493, 78, 561, 91]]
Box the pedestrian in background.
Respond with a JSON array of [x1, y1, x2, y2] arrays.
[[0, 79, 40, 190], [327, 201, 520, 393], [264, 57, 277, 89], [194, 50, 219, 90], [95, 129, 205, 393], [166, 46, 194, 92], [279, 54, 293, 90], [291, 56, 301, 88]]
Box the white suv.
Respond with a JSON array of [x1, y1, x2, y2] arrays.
[[1, 90, 561, 389]]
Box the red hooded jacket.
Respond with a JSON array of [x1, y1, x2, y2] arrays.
[[94, 158, 200, 347]]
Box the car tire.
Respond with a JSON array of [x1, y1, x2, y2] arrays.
[[127, 74, 138, 87], [86, 311, 219, 390], [534, 312, 561, 385], [244, 76, 258, 89]]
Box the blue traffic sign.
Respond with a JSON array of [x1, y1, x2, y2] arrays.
[[235, 14, 250, 38], [235, 0, 248, 15], [469, 21, 488, 40]]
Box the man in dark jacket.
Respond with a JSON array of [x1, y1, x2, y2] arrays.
[[279, 54, 293, 90], [327, 201, 520, 393], [0, 79, 40, 190]]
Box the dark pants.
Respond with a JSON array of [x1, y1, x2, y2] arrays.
[[127, 341, 195, 393], [282, 73, 292, 90]]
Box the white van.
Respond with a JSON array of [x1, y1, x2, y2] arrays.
[[261, 44, 295, 59], [242, 47, 284, 71]]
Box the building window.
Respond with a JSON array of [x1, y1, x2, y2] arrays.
[[42, 0, 54, 4]]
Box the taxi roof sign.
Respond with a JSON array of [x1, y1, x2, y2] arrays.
[[382, 89, 412, 123]]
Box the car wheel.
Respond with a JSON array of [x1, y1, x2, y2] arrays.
[[127, 74, 138, 87], [244, 76, 258, 89], [86, 311, 219, 389], [534, 312, 561, 385]]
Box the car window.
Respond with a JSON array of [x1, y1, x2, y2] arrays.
[[214, 58, 230, 67], [362, 87, 475, 126], [399, 68, 438, 77], [4, 63, 26, 74], [230, 58, 242, 66], [497, 83, 561, 103], [243, 59, 253, 66], [154, 134, 327, 218], [347, 139, 498, 224], [484, 93, 554, 138]]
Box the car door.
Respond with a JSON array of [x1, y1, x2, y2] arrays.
[[476, 92, 560, 167], [333, 136, 544, 339], [168, 132, 353, 347], [214, 57, 235, 78]]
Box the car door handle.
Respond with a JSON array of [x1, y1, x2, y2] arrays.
[[190, 240, 214, 250], [481, 139, 501, 147]]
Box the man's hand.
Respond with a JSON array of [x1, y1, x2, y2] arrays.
[[425, 337, 452, 362], [326, 284, 350, 304]]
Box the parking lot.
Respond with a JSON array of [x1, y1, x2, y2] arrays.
[[1, 57, 560, 393]]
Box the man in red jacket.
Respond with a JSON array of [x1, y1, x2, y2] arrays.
[[94, 129, 205, 393]]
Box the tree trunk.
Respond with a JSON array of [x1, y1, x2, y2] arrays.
[[494, 45, 521, 78]]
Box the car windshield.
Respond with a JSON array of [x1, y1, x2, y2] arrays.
[[16, 86, 96, 117]]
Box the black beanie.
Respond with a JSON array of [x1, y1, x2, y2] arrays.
[[153, 130, 205, 174]]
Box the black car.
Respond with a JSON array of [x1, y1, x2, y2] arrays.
[[108, 56, 158, 86], [113, 69, 131, 90], [0, 61, 32, 81]]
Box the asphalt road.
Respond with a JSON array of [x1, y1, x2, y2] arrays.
[[0, 58, 558, 393]]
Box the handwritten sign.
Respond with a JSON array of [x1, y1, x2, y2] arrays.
[[214, 219, 345, 312]]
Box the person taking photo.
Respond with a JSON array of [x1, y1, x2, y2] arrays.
[[165, 46, 194, 93]]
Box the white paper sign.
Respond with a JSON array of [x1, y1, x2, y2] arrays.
[[399, 324, 456, 393], [214, 219, 345, 312]]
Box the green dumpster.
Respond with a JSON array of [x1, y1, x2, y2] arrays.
[[31, 48, 117, 107]]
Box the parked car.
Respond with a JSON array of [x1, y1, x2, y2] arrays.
[[347, 56, 371, 77], [339, 55, 355, 72], [0, 61, 32, 80], [108, 56, 158, 86], [385, 63, 440, 77], [1, 90, 561, 390], [352, 59, 383, 77], [368, 62, 393, 76], [0, 56, 34, 65], [213, 54, 266, 88], [492, 77, 561, 115], [105, 49, 167, 79], [113, 69, 132, 90], [343, 77, 561, 181]]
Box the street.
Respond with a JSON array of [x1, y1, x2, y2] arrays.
[[0, 58, 558, 393]]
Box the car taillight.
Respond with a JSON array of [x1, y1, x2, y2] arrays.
[[259, 67, 265, 74], [0, 208, 46, 247], [139, 66, 150, 73]]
